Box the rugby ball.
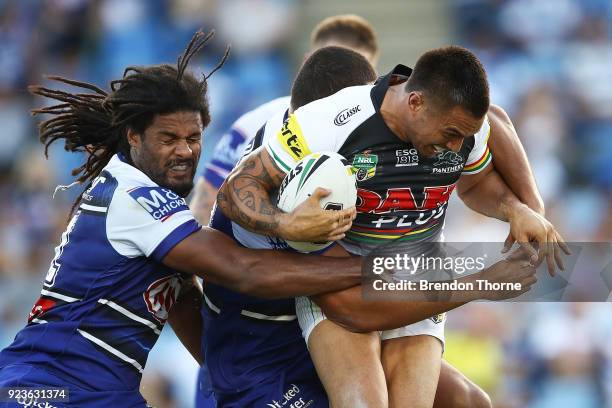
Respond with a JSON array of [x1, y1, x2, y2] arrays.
[[277, 151, 357, 253]]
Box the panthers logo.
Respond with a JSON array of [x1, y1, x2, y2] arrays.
[[434, 151, 463, 167]]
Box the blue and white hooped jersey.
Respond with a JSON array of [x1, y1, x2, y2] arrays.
[[0, 154, 201, 391]]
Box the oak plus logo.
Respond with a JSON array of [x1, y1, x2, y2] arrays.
[[334, 105, 361, 126]]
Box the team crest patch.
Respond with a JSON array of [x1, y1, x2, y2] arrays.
[[431, 313, 446, 324], [432, 151, 464, 174], [28, 297, 57, 323], [352, 153, 378, 181], [434, 151, 463, 167], [128, 187, 188, 221], [143, 274, 183, 323]]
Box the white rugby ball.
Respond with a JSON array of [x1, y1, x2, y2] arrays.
[[277, 151, 357, 253]]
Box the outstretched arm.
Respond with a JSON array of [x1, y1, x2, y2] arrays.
[[168, 275, 204, 364], [315, 251, 536, 332], [163, 226, 361, 299], [316, 287, 467, 332], [457, 165, 569, 275], [488, 104, 544, 215]]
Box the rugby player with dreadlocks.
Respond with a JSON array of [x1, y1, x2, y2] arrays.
[[0, 31, 362, 407]]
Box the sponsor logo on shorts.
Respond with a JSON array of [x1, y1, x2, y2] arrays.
[[277, 115, 311, 161], [266, 384, 314, 408], [128, 187, 188, 221], [143, 274, 183, 323], [15, 398, 58, 408], [334, 105, 361, 126], [352, 153, 378, 181], [432, 151, 464, 174], [431, 313, 446, 324]]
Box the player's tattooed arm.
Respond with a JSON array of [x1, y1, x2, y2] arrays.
[[217, 147, 354, 242], [216, 146, 285, 233], [487, 104, 545, 215]]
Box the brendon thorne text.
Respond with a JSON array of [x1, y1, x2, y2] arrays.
[[371, 279, 522, 292]]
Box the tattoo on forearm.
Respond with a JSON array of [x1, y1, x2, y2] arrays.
[[217, 152, 284, 234]]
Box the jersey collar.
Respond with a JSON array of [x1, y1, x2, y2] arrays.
[[371, 64, 413, 109]]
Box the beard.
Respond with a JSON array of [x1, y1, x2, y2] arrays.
[[159, 168, 195, 198], [139, 158, 197, 198]]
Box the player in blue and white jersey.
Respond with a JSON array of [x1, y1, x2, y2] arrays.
[[0, 31, 363, 408]]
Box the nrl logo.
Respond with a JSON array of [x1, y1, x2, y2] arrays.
[[351, 153, 378, 181], [434, 151, 463, 167]]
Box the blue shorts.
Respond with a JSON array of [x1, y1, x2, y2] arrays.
[[214, 376, 327, 408], [0, 364, 148, 408]]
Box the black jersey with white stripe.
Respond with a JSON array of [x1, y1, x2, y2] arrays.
[[265, 65, 492, 254], [0, 154, 200, 391]]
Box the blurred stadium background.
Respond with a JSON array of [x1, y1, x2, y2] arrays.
[[0, 0, 610, 407]]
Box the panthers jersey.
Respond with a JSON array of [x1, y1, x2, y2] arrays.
[[265, 65, 492, 254], [0, 154, 200, 394]]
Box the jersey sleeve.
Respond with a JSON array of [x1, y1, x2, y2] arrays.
[[462, 116, 492, 175], [264, 86, 375, 173], [264, 111, 319, 173], [106, 187, 201, 262]]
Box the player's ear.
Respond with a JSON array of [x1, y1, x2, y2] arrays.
[[127, 128, 142, 148], [407, 91, 424, 113]]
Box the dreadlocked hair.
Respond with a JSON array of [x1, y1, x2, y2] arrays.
[[30, 29, 230, 216]]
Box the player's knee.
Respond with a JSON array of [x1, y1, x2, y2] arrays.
[[447, 377, 491, 408], [333, 390, 388, 408], [469, 384, 492, 408], [445, 376, 473, 408], [329, 375, 388, 408]]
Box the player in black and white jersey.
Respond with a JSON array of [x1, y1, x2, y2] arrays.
[[193, 14, 550, 408], [219, 46, 568, 407]]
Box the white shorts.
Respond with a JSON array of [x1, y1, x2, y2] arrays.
[[295, 296, 446, 347]]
